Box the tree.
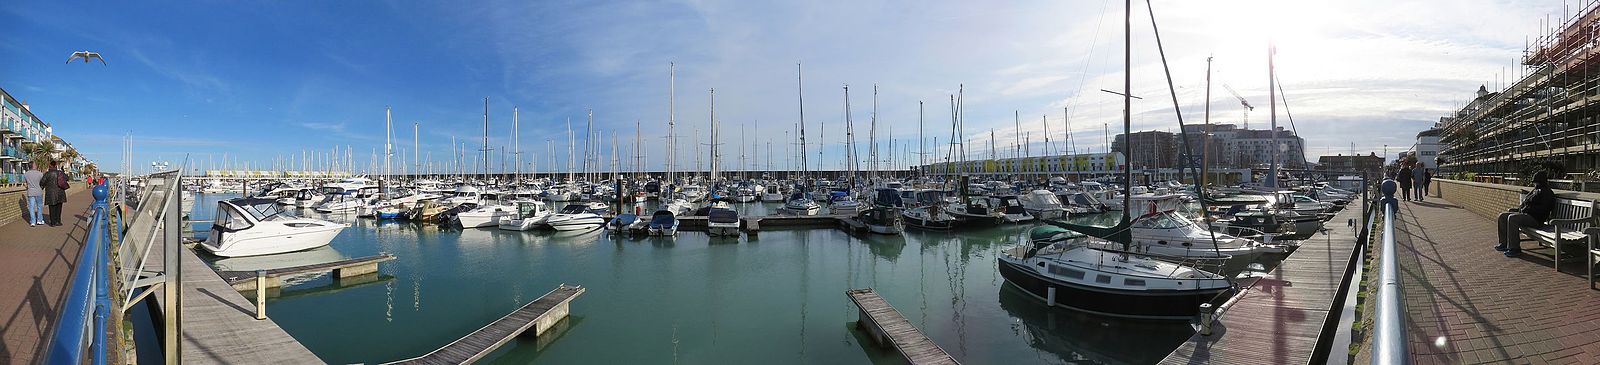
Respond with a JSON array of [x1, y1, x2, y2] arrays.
[[79, 163, 98, 179], [24, 140, 56, 169]]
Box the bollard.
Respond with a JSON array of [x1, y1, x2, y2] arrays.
[[255, 270, 267, 320], [1199, 303, 1215, 336], [1046, 287, 1056, 307]]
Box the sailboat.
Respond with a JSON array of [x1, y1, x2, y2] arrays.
[[783, 64, 823, 216], [998, 0, 1232, 319]]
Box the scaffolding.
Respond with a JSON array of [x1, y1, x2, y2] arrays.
[[1441, 1, 1600, 177]]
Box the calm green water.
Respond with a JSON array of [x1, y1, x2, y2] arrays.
[[192, 193, 1194, 364]]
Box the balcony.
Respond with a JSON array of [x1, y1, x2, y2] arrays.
[[0, 146, 14, 160]]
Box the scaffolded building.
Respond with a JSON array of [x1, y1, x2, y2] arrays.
[[1440, 3, 1600, 176]]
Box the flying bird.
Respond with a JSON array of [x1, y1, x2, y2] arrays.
[[65, 51, 106, 65]]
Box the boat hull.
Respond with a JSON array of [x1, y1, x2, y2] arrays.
[[997, 257, 1230, 320], [201, 226, 345, 258]]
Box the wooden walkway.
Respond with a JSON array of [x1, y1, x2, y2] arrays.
[[846, 288, 960, 365], [147, 245, 325, 364], [384, 284, 585, 365], [1161, 201, 1365, 365], [218, 253, 396, 291]]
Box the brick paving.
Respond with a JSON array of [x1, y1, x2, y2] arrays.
[[0, 190, 93, 365], [1392, 197, 1600, 364]]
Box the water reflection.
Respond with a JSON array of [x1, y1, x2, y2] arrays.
[[996, 285, 1193, 365]]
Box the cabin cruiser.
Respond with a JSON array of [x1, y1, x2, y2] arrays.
[[734, 186, 758, 203], [706, 204, 741, 237], [648, 210, 680, 236], [760, 185, 788, 202], [1000, 224, 1233, 319], [855, 188, 905, 235], [407, 200, 449, 222], [1080, 181, 1121, 210], [455, 201, 518, 228], [948, 196, 1005, 227], [441, 185, 484, 207], [607, 213, 641, 235], [313, 187, 375, 213], [991, 195, 1035, 223], [1019, 190, 1067, 219], [498, 200, 552, 231], [677, 185, 708, 203], [661, 197, 696, 217], [290, 188, 324, 208], [199, 198, 347, 257], [545, 202, 606, 231]]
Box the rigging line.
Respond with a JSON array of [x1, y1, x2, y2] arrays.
[[1144, 0, 1223, 258], [1273, 74, 1300, 137], [1064, 0, 1116, 139]]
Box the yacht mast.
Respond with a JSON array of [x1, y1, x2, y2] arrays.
[[1120, 0, 1132, 236], [844, 84, 855, 187], [513, 106, 521, 183], [796, 63, 809, 186], [482, 98, 490, 183], [708, 88, 719, 185]]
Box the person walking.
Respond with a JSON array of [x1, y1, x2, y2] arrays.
[[1396, 163, 1414, 201], [1497, 171, 1557, 257], [40, 160, 69, 226], [1420, 162, 1433, 202], [23, 165, 44, 226]]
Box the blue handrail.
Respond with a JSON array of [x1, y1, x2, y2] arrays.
[[43, 182, 112, 365]]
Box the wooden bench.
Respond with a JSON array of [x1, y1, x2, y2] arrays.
[[1587, 227, 1600, 290], [1515, 197, 1597, 270]]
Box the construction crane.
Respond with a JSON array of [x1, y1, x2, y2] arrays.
[[1224, 84, 1253, 129]]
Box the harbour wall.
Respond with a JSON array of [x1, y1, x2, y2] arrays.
[[1434, 179, 1600, 219]]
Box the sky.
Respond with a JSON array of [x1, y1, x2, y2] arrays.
[[0, 0, 1573, 174]]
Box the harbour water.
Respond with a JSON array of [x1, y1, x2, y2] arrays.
[[191, 193, 1194, 364]]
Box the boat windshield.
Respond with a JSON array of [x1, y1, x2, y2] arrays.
[[1132, 211, 1190, 229], [560, 205, 588, 214], [238, 200, 288, 221]]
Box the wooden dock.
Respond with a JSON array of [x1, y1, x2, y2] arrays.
[[1159, 201, 1365, 365], [846, 288, 960, 365], [384, 284, 585, 365], [218, 253, 397, 291], [147, 246, 325, 363]]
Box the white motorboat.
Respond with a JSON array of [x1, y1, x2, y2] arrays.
[[199, 198, 347, 258], [1018, 189, 1067, 219], [546, 203, 606, 231], [456, 202, 516, 228], [734, 187, 757, 203], [441, 185, 484, 207], [706, 205, 741, 237], [991, 194, 1035, 223], [827, 191, 861, 215], [498, 200, 552, 231]]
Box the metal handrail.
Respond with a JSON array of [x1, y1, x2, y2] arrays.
[[1372, 180, 1409, 364], [42, 182, 114, 365]]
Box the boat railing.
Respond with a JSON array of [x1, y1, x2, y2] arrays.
[[42, 178, 126, 364]]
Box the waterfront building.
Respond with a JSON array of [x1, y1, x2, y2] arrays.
[[1175, 123, 1308, 169], [1316, 153, 1385, 177], [1111, 130, 1179, 170], [1407, 126, 1443, 170], [917, 152, 1126, 178], [0, 86, 57, 184]]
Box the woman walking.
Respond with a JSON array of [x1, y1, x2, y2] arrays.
[[1412, 162, 1428, 202], [40, 160, 68, 226]]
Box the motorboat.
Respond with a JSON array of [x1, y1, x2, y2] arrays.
[[948, 196, 1005, 227], [441, 185, 484, 207], [498, 200, 552, 231], [760, 185, 788, 202], [706, 205, 741, 237], [902, 204, 956, 230], [998, 224, 1233, 319], [199, 198, 347, 258], [407, 200, 449, 222], [648, 210, 680, 236], [661, 197, 696, 217], [546, 203, 606, 231], [1018, 190, 1067, 219], [455, 202, 517, 228], [734, 187, 757, 203], [293, 188, 327, 209], [991, 195, 1035, 223], [607, 213, 640, 234]]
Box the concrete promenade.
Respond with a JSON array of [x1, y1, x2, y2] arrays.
[[1379, 197, 1600, 363], [0, 188, 92, 364]]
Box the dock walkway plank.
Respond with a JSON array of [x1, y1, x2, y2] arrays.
[[384, 285, 584, 365], [1161, 200, 1365, 365], [847, 288, 960, 365], [147, 240, 326, 364]]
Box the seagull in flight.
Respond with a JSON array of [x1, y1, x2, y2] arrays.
[[65, 51, 106, 65]]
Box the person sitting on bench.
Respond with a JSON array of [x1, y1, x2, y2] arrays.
[[1496, 171, 1557, 257]]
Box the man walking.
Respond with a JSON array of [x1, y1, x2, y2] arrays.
[[23, 164, 43, 226], [40, 160, 68, 226], [1397, 163, 1414, 201], [1497, 171, 1557, 257]]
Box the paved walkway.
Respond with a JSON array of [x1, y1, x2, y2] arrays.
[[1389, 197, 1600, 364], [0, 190, 94, 365]]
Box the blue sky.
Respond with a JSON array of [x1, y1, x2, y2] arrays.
[[0, 0, 1569, 174]]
